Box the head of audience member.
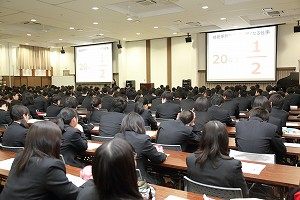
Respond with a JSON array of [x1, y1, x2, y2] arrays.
[[286, 87, 295, 94], [205, 89, 212, 97], [249, 107, 269, 121], [111, 96, 127, 113], [252, 95, 270, 111], [120, 112, 146, 135], [195, 121, 230, 166], [266, 85, 274, 93], [134, 97, 148, 115], [51, 94, 61, 106], [22, 92, 35, 106], [57, 107, 78, 128], [255, 89, 263, 96], [194, 97, 209, 112], [3, 94, 13, 103], [178, 110, 195, 126], [269, 93, 284, 110], [210, 94, 224, 106], [161, 91, 173, 103], [0, 100, 8, 111], [91, 96, 102, 109], [64, 96, 78, 109], [223, 89, 234, 100], [14, 121, 62, 175], [239, 90, 248, 98], [126, 88, 137, 101], [11, 105, 30, 124], [92, 138, 142, 200], [12, 92, 19, 101]]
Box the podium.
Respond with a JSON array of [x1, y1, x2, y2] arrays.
[[140, 83, 154, 91]]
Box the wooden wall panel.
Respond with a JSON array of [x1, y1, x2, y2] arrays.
[[27, 77, 42, 87], [20, 77, 28, 86], [41, 77, 51, 86]]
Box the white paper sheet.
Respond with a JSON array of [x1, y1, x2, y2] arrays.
[[165, 195, 188, 200], [241, 162, 266, 175], [66, 174, 86, 187], [87, 142, 101, 150], [285, 123, 299, 127], [27, 119, 43, 124], [0, 158, 14, 171], [146, 131, 156, 137], [284, 143, 300, 148], [92, 126, 99, 131]]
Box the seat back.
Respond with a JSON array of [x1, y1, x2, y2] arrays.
[[229, 149, 275, 164], [136, 169, 143, 181], [0, 144, 24, 153], [91, 135, 114, 142], [59, 154, 66, 164], [183, 176, 243, 199], [158, 144, 182, 152]]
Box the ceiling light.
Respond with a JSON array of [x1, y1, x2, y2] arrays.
[[262, 8, 273, 12], [127, 16, 133, 21], [69, 27, 74, 30], [27, 33, 31, 36], [93, 22, 98, 25], [136, 32, 140, 35], [59, 38, 62, 41], [96, 33, 104, 36], [25, 43, 29, 45], [220, 17, 226, 20], [31, 19, 36, 22], [154, 26, 158, 29], [92, 7, 99, 10], [233, 25, 238, 28], [173, 32, 177, 35], [202, 6, 208, 9]]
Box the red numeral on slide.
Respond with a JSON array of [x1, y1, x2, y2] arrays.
[[252, 63, 261, 74]]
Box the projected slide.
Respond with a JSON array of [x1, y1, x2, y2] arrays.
[[207, 26, 277, 82], [75, 43, 112, 83]]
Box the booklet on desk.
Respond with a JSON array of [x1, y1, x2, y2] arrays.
[[0, 158, 14, 171], [241, 162, 265, 175]]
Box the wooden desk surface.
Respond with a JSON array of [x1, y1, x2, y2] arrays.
[[0, 150, 214, 200], [0, 127, 5, 133], [288, 115, 300, 122], [289, 110, 300, 115]]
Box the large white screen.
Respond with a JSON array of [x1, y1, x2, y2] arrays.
[[75, 43, 112, 83], [207, 26, 277, 82]]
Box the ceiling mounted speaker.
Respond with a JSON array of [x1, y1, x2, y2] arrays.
[[60, 46, 65, 54], [117, 40, 122, 49], [185, 33, 192, 43]]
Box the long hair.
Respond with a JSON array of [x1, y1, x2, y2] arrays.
[[14, 121, 62, 174], [134, 97, 148, 115], [195, 121, 231, 166], [92, 138, 142, 200], [120, 112, 146, 134]]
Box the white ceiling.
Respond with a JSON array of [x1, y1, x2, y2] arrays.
[[0, 0, 299, 47]]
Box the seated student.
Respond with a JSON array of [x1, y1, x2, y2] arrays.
[[180, 91, 195, 111], [124, 88, 137, 114], [57, 107, 88, 168], [221, 89, 239, 118], [186, 121, 248, 197], [11, 91, 21, 106], [77, 138, 143, 200], [235, 107, 286, 163], [0, 121, 79, 200], [234, 89, 252, 111], [22, 92, 39, 119], [156, 91, 181, 119], [115, 112, 167, 184], [86, 96, 107, 123], [134, 97, 157, 130], [192, 97, 211, 135], [81, 90, 96, 111], [101, 87, 114, 111], [34, 90, 49, 112], [2, 105, 29, 147], [207, 94, 235, 126], [46, 94, 63, 117], [269, 93, 289, 127], [156, 110, 198, 151], [0, 99, 11, 126], [99, 96, 127, 137]]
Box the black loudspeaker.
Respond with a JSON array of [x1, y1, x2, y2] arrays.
[[126, 80, 135, 88], [294, 26, 300, 33], [117, 43, 122, 49], [182, 79, 191, 87], [185, 37, 192, 43]]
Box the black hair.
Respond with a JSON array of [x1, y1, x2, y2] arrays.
[[120, 112, 146, 134]]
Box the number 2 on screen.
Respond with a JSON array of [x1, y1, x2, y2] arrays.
[[252, 63, 261, 74], [100, 70, 105, 78]]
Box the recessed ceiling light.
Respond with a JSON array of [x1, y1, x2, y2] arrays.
[[93, 22, 98, 25], [59, 39, 62, 41], [136, 32, 140, 35], [127, 16, 133, 21], [96, 33, 104, 36], [154, 26, 158, 29], [27, 33, 31, 36], [202, 6, 208, 9], [220, 17, 226, 20], [92, 7, 99, 10], [233, 25, 238, 28], [25, 43, 29, 45], [69, 27, 74, 30], [173, 32, 177, 35], [31, 19, 36, 22]]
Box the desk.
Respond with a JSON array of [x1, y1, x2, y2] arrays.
[[289, 109, 300, 115], [0, 150, 214, 200], [288, 115, 300, 122], [0, 127, 5, 133]]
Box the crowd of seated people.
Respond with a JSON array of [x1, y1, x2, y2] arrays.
[[1, 83, 300, 199]]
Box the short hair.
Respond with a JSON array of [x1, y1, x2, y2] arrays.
[[249, 107, 269, 121], [269, 93, 284, 109], [161, 91, 173, 101], [178, 110, 194, 125], [252, 95, 270, 111], [286, 87, 294, 94], [120, 112, 146, 134], [91, 96, 102, 108], [195, 121, 231, 166], [10, 105, 29, 121], [134, 97, 148, 115], [111, 96, 127, 113], [22, 92, 35, 106], [0, 99, 8, 107], [92, 138, 142, 199], [57, 107, 78, 125], [210, 94, 224, 106], [51, 94, 61, 104], [223, 89, 234, 99], [194, 97, 208, 112], [126, 88, 137, 100], [64, 96, 78, 109], [239, 90, 247, 97]]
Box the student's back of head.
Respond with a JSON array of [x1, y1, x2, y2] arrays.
[[178, 110, 194, 125], [249, 107, 269, 121], [210, 94, 224, 106], [111, 96, 127, 113], [269, 93, 284, 109]]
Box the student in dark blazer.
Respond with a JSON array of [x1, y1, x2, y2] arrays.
[[22, 92, 39, 119], [192, 97, 211, 135], [101, 87, 114, 111], [284, 87, 300, 107], [180, 91, 195, 111], [234, 89, 252, 111], [115, 112, 167, 184], [2, 105, 29, 147], [221, 89, 239, 118], [269, 93, 289, 127], [99, 96, 127, 137], [156, 91, 181, 119], [0, 121, 79, 200], [77, 138, 143, 200], [0, 99, 11, 125], [124, 88, 137, 114], [46, 94, 63, 117], [207, 94, 235, 126], [86, 96, 107, 123], [235, 107, 286, 163], [135, 97, 158, 130], [81, 90, 96, 111], [58, 108, 88, 168], [186, 121, 248, 197], [34, 91, 49, 112], [156, 110, 198, 151]]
